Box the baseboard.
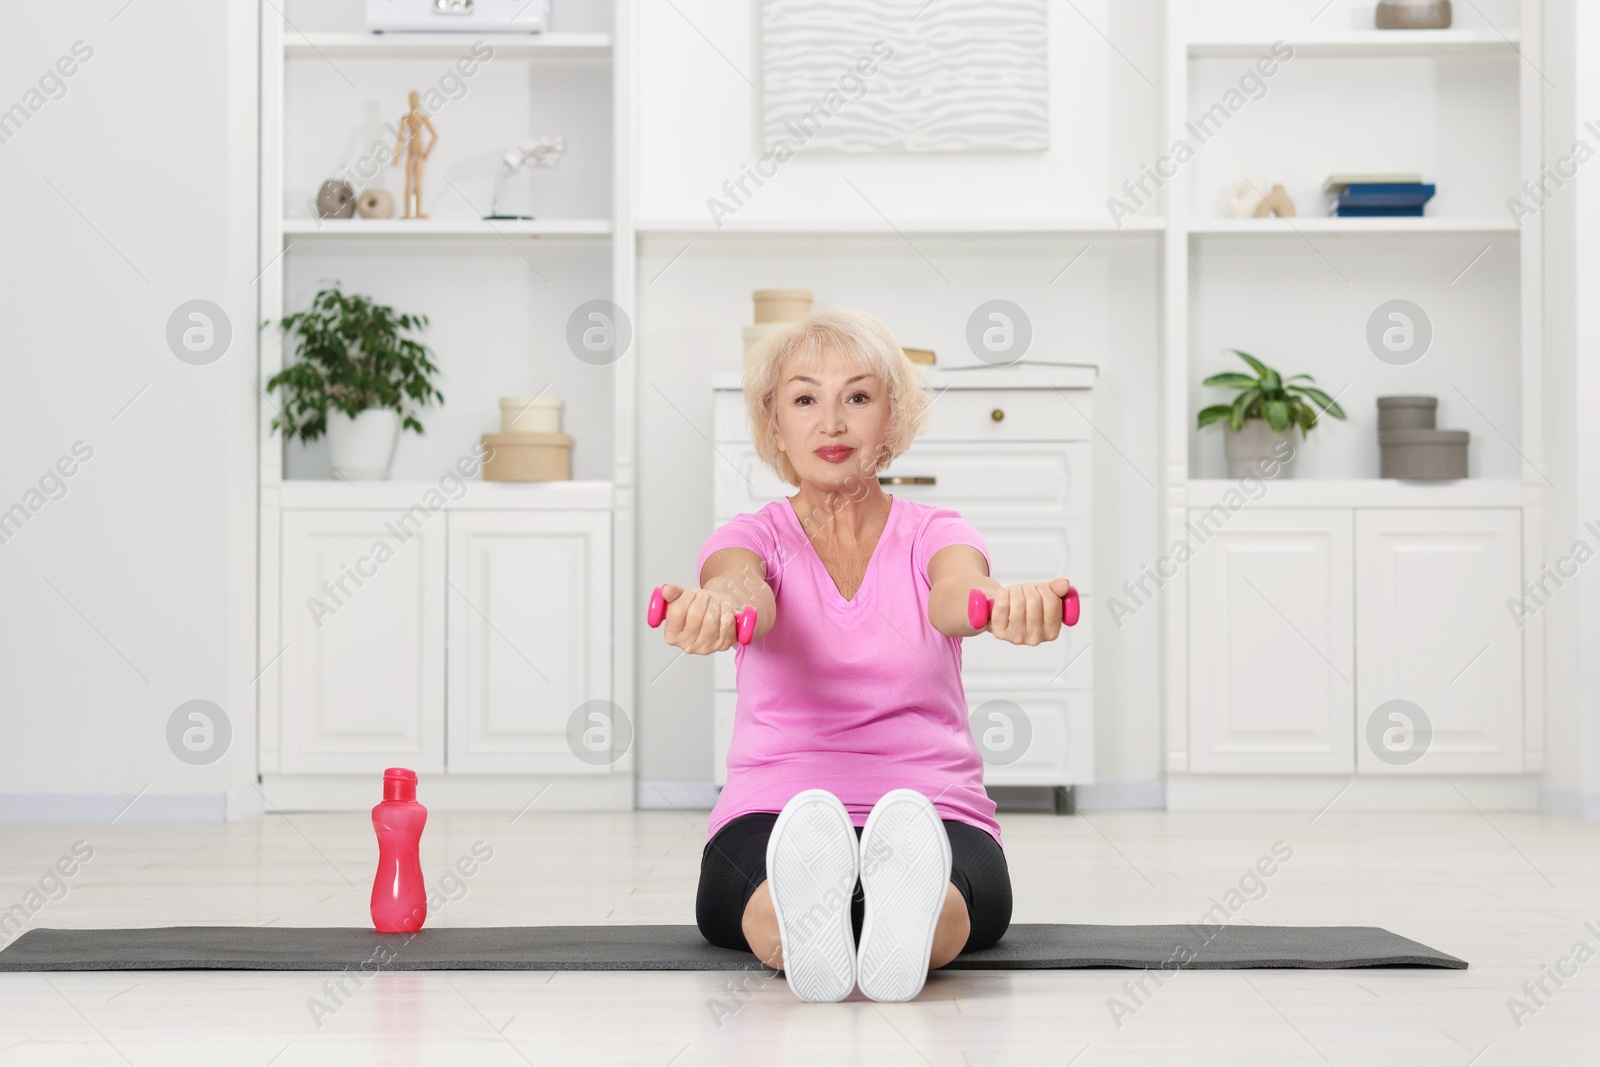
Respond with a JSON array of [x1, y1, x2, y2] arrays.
[[1166, 774, 1542, 812], [257, 774, 634, 812], [1074, 778, 1167, 810], [1539, 785, 1600, 820], [0, 792, 230, 823], [635, 779, 720, 810]]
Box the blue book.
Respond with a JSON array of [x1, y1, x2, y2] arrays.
[[1335, 182, 1435, 216], [1339, 196, 1433, 209], [1342, 183, 1436, 197], [1336, 205, 1427, 217]]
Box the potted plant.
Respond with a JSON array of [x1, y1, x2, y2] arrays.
[[1196, 349, 1346, 478], [265, 286, 444, 480]]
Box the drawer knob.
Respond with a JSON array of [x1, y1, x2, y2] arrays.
[[991, 408, 1005, 422]]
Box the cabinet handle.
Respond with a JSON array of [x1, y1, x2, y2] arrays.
[[879, 475, 936, 486], [991, 408, 1005, 422]]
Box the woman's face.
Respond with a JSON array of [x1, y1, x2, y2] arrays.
[[772, 345, 890, 493]]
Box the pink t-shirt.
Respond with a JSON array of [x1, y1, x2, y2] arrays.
[[696, 494, 1002, 848]]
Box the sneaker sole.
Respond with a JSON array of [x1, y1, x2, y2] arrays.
[[856, 789, 952, 1003], [766, 790, 859, 1003]]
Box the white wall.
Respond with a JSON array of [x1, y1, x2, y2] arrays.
[[0, 0, 259, 818], [636, 0, 1158, 222], [1542, 0, 1600, 817]]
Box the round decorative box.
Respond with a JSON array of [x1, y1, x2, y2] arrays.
[[752, 289, 813, 324], [1376, 0, 1452, 29], [1376, 395, 1438, 433], [499, 395, 562, 435]]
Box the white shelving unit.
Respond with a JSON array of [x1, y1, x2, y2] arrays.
[[635, 218, 1168, 238], [256, 0, 637, 809], [1186, 217, 1518, 236], [281, 217, 613, 237], [1187, 30, 1521, 58], [283, 32, 612, 58], [1161, 1, 1544, 803]]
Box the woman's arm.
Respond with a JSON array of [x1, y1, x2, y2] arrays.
[[927, 544, 1073, 645], [927, 545, 999, 638], [655, 546, 777, 655], [699, 547, 776, 641]]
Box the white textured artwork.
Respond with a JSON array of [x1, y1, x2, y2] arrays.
[[760, 0, 1049, 154]]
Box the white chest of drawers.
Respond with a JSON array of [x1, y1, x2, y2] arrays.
[[708, 365, 1097, 792]]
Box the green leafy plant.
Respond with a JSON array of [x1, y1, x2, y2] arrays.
[[264, 286, 444, 441], [1196, 349, 1347, 436]]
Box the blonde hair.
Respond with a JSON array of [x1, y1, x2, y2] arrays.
[[745, 307, 931, 488]]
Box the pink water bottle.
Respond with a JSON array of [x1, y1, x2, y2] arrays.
[[371, 767, 427, 933]]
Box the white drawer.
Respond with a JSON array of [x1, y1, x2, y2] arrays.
[[967, 689, 1094, 786], [715, 442, 1091, 520], [711, 688, 1093, 788], [715, 387, 1092, 444]]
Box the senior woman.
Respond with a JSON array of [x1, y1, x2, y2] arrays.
[[653, 307, 1072, 1003]]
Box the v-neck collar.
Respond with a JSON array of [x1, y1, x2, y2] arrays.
[[782, 493, 898, 606]]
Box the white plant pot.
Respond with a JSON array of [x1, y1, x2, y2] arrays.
[[1223, 418, 1297, 479], [326, 409, 400, 480]]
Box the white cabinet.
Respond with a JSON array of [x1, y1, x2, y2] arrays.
[[1187, 504, 1524, 777], [1355, 509, 1523, 774], [710, 367, 1096, 790], [446, 511, 613, 774], [269, 486, 614, 788], [279, 510, 446, 774], [1188, 509, 1355, 774]]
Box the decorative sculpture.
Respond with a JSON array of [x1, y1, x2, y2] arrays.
[[315, 179, 356, 219], [357, 188, 394, 219], [391, 90, 438, 220]]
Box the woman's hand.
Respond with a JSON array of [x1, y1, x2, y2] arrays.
[[657, 583, 747, 654], [983, 578, 1073, 645]]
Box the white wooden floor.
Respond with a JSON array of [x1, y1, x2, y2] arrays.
[[1, 807, 1597, 1065]]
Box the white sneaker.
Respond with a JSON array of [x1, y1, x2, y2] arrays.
[[766, 789, 859, 1003], [855, 788, 952, 1003]]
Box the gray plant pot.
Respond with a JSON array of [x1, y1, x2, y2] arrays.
[[1223, 418, 1297, 479]]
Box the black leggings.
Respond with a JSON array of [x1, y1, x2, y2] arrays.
[[696, 811, 1013, 956]]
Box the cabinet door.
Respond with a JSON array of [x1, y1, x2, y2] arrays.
[[1188, 509, 1354, 773], [1355, 509, 1522, 774], [279, 510, 445, 773], [446, 511, 612, 775]]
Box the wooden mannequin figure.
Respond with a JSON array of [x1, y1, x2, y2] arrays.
[[392, 90, 438, 220]]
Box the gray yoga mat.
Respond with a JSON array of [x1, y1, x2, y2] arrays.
[[0, 923, 1464, 972]]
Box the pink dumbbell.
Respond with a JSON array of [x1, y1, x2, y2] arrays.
[[967, 585, 1080, 631], [648, 586, 757, 646]]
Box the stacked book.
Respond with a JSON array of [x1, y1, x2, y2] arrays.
[[1324, 173, 1435, 217]]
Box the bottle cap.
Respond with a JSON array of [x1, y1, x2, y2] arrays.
[[383, 767, 418, 802]]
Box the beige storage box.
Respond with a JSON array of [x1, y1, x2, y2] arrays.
[[752, 289, 813, 323], [481, 432, 572, 482], [499, 395, 562, 434]]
